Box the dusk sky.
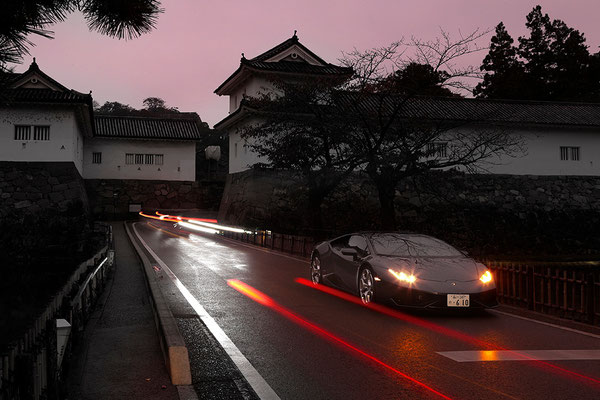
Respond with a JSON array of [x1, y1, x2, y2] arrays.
[[14, 0, 600, 127]]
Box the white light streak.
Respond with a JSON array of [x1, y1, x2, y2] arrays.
[[188, 219, 251, 234], [179, 221, 219, 234]]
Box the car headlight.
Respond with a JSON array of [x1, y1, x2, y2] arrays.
[[388, 269, 416, 284], [480, 270, 493, 284]]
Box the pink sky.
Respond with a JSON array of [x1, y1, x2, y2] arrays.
[[14, 0, 600, 127]]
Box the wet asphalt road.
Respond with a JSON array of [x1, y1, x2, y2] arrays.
[[133, 221, 600, 400]]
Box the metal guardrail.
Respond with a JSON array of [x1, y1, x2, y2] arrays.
[[221, 228, 599, 326], [0, 223, 114, 400], [486, 261, 600, 325], [221, 230, 315, 258]]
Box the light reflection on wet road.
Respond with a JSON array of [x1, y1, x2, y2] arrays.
[[135, 222, 600, 400]]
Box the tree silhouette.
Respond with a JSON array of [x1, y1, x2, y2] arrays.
[[477, 5, 598, 101], [474, 22, 526, 99], [0, 0, 163, 67]]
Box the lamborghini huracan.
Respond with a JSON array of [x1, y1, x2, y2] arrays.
[[310, 232, 498, 308]]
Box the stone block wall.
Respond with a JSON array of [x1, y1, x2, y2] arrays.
[[85, 179, 224, 219], [218, 169, 600, 257], [0, 161, 89, 217]]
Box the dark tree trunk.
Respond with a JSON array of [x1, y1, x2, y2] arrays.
[[375, 181, 397, 230]]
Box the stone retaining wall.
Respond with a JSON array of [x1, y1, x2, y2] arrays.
[[0, 161, 89, 217], [85, 179, 224, 219], [218, 169, 600, 257]]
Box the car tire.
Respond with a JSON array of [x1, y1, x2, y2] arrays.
[[358, 267, 375, 304], [310, 254, 323, 284]]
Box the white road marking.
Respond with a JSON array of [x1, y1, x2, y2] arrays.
[[133, 223, 281, 400], [490, 309, 600, 340], [438, 349, 600, 362]]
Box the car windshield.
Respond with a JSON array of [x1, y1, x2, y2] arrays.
[[369, 234, 463, 257]]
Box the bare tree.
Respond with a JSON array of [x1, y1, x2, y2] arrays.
[[241, 30, 524, 231], [239, 78, 361, 235], [332, 29, 526, 230]]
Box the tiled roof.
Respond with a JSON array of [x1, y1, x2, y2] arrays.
[[215, 94, 600, 129], [242, 59, 352, 75], [215, 35, 352, 94], [94, 114, 205, 140], [250, 34, 328, 65], [0, 88, 92, 104], [334, 93, 600, 127]]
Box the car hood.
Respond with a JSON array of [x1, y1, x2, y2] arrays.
[[385, 256, 482, 282]]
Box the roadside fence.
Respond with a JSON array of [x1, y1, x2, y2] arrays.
[[0, 223, 114, 400], [486, 260, 600, 325], [221, 230, 315, 258], [221, 228, 600, 326]]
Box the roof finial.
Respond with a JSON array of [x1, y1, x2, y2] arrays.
[[241, 52, 245, 60], [293, 30, 297, 38], [33, 57, 36, 63]]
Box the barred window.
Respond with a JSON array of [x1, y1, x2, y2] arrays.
[[33, 125, 50, 141], [135, 154, 144, 164], [14, 125, 31, 141], [144, 154, 154, 164], [92, 152, 102, 164], [560, 146, 580, 161], [155, 154, 164, 165], [125, 153, 134, 164], [427, 142, 448, 158], [571, 147, 580, 161]]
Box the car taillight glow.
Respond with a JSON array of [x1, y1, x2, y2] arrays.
[[388, 269, 416, 284], [480, 270, 492, 283]]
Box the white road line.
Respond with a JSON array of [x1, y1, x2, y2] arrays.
[[133, 223, 281, 400], [438, 349, 600, 362], [490, 309, 600, 340]]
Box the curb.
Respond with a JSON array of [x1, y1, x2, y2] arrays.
[[123, 222, 192, 386]]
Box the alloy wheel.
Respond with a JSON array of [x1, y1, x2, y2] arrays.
[[311, 256, 322, 284], [359, 268, 374, 304]]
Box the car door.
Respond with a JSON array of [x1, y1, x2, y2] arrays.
[[338, 234, 370, 290], [327, 235, 352, 289]]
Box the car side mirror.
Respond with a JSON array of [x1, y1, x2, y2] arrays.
[[341, 248, 358, 259]]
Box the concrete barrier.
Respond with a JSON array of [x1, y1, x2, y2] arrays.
[[123, 222, 192, 385]]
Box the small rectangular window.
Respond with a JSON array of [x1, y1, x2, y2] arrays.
[[427, 142, 447, 158], [571, 147, 580, 161], [92, 152, 102, 164], [14, 125, 31, 141], [135, 154, 144, 164], [560, 146, 580, 161], [155, 154, 164, 165], [234, 143, 238, 158], [125, 153, 134, 165], [33, 125, 50, 141], [145, 154, 154, 165]]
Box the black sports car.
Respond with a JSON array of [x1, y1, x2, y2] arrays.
[[310, 232, 498, 309]]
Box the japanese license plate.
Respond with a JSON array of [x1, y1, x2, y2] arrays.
[[447, 294, 470, 307]]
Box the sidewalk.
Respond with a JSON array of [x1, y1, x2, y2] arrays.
[[66, 222, 179, 400]]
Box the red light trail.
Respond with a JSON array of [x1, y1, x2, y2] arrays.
[[227, 279, 454, 400], [295, 277, 600, 388], [155, 211, 218, 224]]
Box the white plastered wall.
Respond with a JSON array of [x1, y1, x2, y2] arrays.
[[0, 106, 85, 174], [470, 125, 600, 176], [83, 138, 196, 181]]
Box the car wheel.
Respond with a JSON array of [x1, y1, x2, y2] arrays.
[[310, 254, 322, 284], [358, 267, 375, 304]]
